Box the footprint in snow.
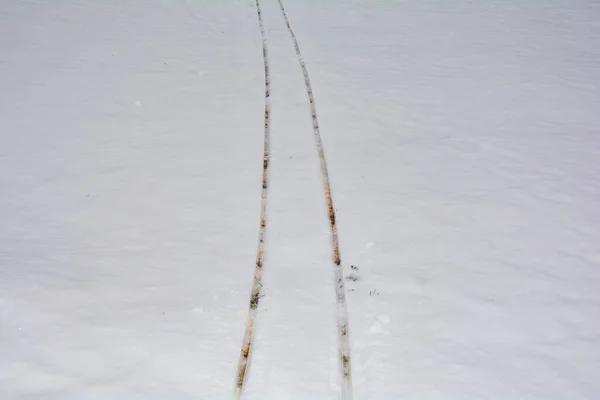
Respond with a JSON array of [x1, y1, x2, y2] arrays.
[[367, 314, 391, 336]]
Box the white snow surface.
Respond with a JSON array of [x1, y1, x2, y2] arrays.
[[1, 0, 600, 399]]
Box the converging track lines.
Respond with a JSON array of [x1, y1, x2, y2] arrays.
[[234, 1, 353, 399]]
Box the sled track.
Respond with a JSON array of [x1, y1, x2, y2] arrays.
[[275, 0, 353, 398], [235, 0, 352, 399], [234, 0, 270, 397]]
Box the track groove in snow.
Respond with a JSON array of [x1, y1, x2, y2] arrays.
[[236, 0, 353, 398], [234, 0, 271, 397], [276, 1, 353, 398]]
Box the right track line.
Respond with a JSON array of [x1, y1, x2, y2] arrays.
[[276, 1, 354, 399]]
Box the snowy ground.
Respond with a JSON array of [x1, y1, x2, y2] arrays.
[[1, 0, 599, 399]]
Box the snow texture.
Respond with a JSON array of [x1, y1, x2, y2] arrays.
[[1, 0, 599, 399]]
